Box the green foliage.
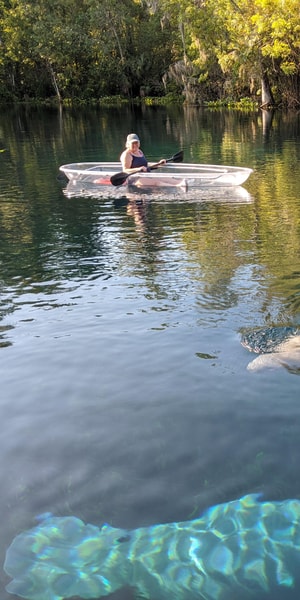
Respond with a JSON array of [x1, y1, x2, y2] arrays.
[[206, 97, 258, 110], [143, 94, 184, 105], [0, 0, 298, 107]]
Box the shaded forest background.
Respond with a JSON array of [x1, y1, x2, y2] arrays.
[[0, 0, 299, 108]]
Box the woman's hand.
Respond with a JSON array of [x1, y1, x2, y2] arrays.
[[139, 166, 148, 172]]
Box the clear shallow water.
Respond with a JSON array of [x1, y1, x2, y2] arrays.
[[0, 106, 300, 599]]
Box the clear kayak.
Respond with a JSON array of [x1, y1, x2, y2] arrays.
[[63, 179, 254, 204], [59, 162, 253, 188]]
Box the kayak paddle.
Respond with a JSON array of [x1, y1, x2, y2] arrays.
[[110, 150, 184, 187]]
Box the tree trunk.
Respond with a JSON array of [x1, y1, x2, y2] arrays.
[[47, 61, 62, 104], [260, 71, 275, 108], [111, 24, 125, 65]]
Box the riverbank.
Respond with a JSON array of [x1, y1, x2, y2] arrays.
[[0, 94, 260, 111]]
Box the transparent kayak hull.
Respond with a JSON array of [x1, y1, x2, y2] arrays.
[[59, 162, 253, 188]]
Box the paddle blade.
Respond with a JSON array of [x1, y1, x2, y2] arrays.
[[169, 150, 184, 163], [110, 172, 129, 186]]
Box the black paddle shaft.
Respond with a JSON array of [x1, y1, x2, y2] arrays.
[[110, 150, 183, 187]]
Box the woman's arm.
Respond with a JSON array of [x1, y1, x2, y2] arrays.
[[148, 159, 166, 167]]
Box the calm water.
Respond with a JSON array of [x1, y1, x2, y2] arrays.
[[0, 105, 300, 599]]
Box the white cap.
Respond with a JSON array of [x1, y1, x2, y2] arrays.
[[126, 133, 140, 147]]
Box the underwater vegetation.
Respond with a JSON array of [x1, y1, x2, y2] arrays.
[[241, 326, 300, 373], [4, 493, 300, 600]]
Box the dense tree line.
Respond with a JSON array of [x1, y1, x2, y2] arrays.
[[0, 0, 299, 108]]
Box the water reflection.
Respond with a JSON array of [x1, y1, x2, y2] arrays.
[[261, 108, 275, 139], [63, 179, 254, 205], [0, 325, 13, 347]]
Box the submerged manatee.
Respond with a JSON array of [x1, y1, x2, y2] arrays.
[[241, 326, 300, 372], [4, 494, 300, 600]]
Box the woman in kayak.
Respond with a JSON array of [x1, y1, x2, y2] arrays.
[[120, 133, 186, 190], [120, 133, 166, 174]]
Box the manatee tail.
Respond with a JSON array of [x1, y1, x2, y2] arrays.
[[4, 514, 123, 600]]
